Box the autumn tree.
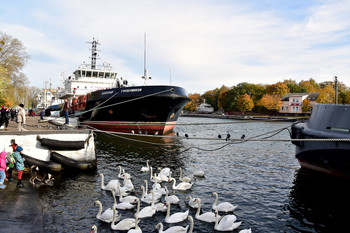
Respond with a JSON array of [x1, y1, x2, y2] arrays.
[[236, 94, 254, 112], [256, 94, 281, 113], [299, 78, 320, 92], [283, 79, 303, 93], [266, 82, 289, 97], [202, 88, 220, 111], [317, 85, 335, 104], [302, 98, 312, 113], [184, 93, 202, 111]]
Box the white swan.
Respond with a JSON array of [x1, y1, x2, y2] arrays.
[[179, 168, 192, 183], [141, 185, 159, 204], [118, 166, 131, 179], [164, 186, 180, 204], [185, 196, 198, 208], [144, 179, 163, 199], [193, 165, 205, 177], [99, 173, 119, 191], [111, 189, 135, 210], [164, 201, 189, 223], [169, 178, 193, 191], [111, 206, 139, 231], [194, 198, 218, 223], [214, 210, 241, 231], [137, 192, 156, 218], [113, 183, 129, 197], [123, 176, 135, 192], [156, 215, 194, 233], [90, 225, 97, 233], [119, 188, 139, 204], [140, 160, 150, 172], [150, 167, 162, 183], [127, 213, 142, 233], [212, 192, 238, 212], [158, 167, 170, 177], [95, 200, 120, 223], [239, 229, 252, 233]]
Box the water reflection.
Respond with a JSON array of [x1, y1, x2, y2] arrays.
[[287, 168, 350, 232]]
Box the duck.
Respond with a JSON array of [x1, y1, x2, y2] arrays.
[[179, 168, 192, 183], [169, 178, 193, 191], [95, 200, 120, 223], [99, 173, 119, 191], [212, 192, 238, 212], [155, 215, 194, 233], [164, 201, 189, 223], [164, 186, 180, 204], [214, 210, 241, 231], [127, 213, 142, 233], [140, 160, 150, 172], [194, 198, 218, 223], [111, 188, 135, 210], [111, 206, 139, 231], [137, 192, 157, 218], [185, 196, 198, 209], [193, 165, 205, 177]]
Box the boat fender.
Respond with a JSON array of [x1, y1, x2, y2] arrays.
[[21, 153, 62, 173], [50, 152, 96, 170], [37, 136, 86, 150]]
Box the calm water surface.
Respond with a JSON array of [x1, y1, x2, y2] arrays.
[[38, 117, 350, 232]]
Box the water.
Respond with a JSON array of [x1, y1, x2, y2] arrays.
[[37, 117, 350, 232]]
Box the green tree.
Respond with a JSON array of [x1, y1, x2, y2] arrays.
[[283, 79, 302, 93], [236, 94, 254, 112], [266, 82, 289, 97], [202, 89, 220, 111]]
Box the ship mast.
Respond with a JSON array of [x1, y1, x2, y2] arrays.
[[87, 38, 100, 69], [142, 33, 151, 85]]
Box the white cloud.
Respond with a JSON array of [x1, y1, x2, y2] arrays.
[[2, 0, 350, 94]]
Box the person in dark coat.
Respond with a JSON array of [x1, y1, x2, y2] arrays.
[[0, 105, 9, 130]]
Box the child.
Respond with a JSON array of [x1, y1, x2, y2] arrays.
[[13, 146, 25, 187], [0, 151, 7, 189], [5, 152, 15, 181]]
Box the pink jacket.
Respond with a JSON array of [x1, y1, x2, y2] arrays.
[[0, 151, 7, 171]]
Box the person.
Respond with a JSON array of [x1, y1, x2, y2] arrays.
[[40, 108, 44, 120], [13, 146, 25, 187], [0, 105, 9, 130], [64, 99, 69, 125], [17, 104, 27, 131], [0, 151, 7, 189], [5, 139, 17, 181]]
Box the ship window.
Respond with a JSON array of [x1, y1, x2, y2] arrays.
[[111, 73, 116, 78], [82, 71, 86, 77], [86, 71, 91, 77], [105, 73, 110, 78], [99, 72, 104, 78], [93, 72, 98, 77]]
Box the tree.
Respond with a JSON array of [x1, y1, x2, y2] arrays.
[[236, 94, 254, 112], [184, 93, 202, 111], [266, 82, 289, 97], [299, 78, 320, 92], [283, 79, 303, 93], [317, 85, 335, 104], [302, 98, 312, 113], [256, 94, 281, 113], [202, 89, 220, 111]]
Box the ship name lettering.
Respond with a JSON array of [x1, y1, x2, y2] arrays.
[[121, 88, 142, 93], [101, 91, 114, 95]]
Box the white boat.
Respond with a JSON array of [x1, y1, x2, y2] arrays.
[[196, 100, 214, 113]]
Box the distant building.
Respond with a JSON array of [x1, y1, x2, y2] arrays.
[[280, 92, 319, 114]]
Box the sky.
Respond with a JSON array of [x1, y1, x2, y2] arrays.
[[1, 0, 350, 94]]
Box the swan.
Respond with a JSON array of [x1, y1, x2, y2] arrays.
[[185, 196, 198, 208], [127, 213, 142, 233], [155, 215, 194, 233], [194, 198, 218, 223], [144, 179, 163, 199], [164, 201, 189, 223], [158, 167, 170, 177], [193, 165, 205, 177], [137, 192, 157, 218], [118, 166, 131, 179], [179, 168, 192, 183], [111, 188, 135, 210], [90, 225, 97, 233], [239, 229, 252, 233], [111, 206, 139, 231], [164, 186, 180, 204], [150, 167, 162, 183], [99, 173, 119, 191], [169, 178, 193, 191], [113, 183, 129, 197], [95, 200, 120, 223], [212, 192, 238, 212], [214, 210, 241, 231], [123, 176, 135, 192], [141, 185, 159, 204], [140, 160, 150, 172], [119, 188, 139, 204], [122, 169, 131, 179]]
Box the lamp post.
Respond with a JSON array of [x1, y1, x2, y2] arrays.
[[334, 76, 338, 105]]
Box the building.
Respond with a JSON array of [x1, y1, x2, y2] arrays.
[[280, 92, 319, 114]]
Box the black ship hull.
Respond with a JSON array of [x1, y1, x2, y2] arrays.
[[79, 85, 190, 135], [291, 104, 350, 178]]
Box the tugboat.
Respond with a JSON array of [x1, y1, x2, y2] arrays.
[[291, 79, 350, 178], [59, 38, 190, 135]]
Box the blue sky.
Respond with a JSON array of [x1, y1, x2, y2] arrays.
[[1, 0, 350, 94]]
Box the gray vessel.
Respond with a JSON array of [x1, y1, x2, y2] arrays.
[[291, 104, 350, 178]]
